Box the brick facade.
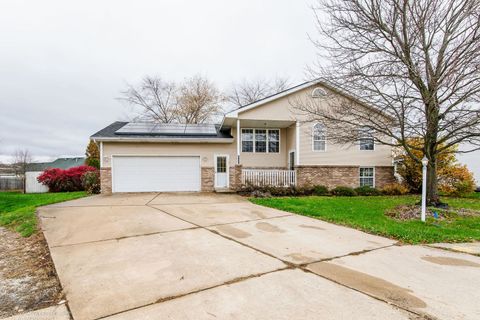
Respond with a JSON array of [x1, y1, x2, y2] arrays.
[[100, 168, 112, 194], [374, 166, 396, 187], [296, 166, 358, 188], [229, 165, 243, 190], [201, 167, 215, 192], [296, 165, 395, 189]]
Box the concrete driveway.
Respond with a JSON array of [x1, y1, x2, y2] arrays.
[[39, 193, 480, 320]]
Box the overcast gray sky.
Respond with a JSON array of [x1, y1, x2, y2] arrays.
[[0, 0, 316, 162], [1, 0, 478, 181]]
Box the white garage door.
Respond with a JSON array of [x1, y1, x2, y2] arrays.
[[112, 156, 201, 192]]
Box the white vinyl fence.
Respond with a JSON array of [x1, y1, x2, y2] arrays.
[[25, 171, 48, 193], [242, 169, 296, 187]]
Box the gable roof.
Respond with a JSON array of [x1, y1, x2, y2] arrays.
[[91, 121, 233, 143], [223, 78, 394, 122], [225, 79, 320, 118]]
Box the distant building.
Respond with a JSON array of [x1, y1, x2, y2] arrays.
[[26, 157, 85, 193]]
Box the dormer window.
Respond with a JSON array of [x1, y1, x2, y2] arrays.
[[312, 87, 328, 98]]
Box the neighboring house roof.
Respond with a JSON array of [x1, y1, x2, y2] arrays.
[[0, 164, 16, 176], [26, 157, 86, 172], [91, 121, 234, 143]]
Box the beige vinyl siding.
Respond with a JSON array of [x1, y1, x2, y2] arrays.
[[298, 122, 392, 166], [102, 142, 236, 168], [286, 125, 296, 153], [239, 96, 296, 121], [232, 127, 288, 168], [238, 84, 393, 167]]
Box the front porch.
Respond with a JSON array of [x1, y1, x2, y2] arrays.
[[241, 168, 297, 187]]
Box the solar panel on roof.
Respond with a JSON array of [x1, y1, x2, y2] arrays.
[[115, 123, 217, 136]]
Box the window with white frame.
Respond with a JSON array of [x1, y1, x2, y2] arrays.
[[313, 123, 326, 151], [359, 127, 374, 150], [268, 130, 280, 153], [241, 129, 280, 153], [241, 129, 254, 152], [359, 167, 375, 187]]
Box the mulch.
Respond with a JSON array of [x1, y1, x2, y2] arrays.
[[386, 205, 480, 221]]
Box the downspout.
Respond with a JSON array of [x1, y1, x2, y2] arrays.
[[295, 122, 300, 166], [236, 119, 240, 165]]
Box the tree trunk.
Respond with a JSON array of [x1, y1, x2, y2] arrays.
[[426, 159, 440, 206]]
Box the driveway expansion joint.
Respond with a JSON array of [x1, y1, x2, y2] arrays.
[[95, 267, 291, 320], [49, 226, 200, 248]]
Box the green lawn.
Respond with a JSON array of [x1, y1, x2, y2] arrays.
[[0, 191, 87, 237], [251, 194, 480, 244]]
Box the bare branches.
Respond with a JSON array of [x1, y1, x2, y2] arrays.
[[302, 0, 480, 202], [227, 78, 290, 108], [120, 75, 224, 124], [304, 0, 480, 153], [13, 149, 32, 193], [177, 76, 225, 124]]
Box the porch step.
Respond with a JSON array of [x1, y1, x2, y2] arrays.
[[214, 188, 236, 193]]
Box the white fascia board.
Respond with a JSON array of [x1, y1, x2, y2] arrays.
[[224, 80, 321, 118], [92, 137, 234, 143]]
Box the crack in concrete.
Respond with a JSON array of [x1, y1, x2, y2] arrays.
[[298, 266, 435, 320], [423, 244, 480, 258], [297, 243, 399, 267], [49, 227, 200, 249], [94, 267, 291, 320], [48, 198, 430, 320], [145, 193, 161, 205], [147, 204, 296, 268]]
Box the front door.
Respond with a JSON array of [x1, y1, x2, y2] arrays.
[[214, 155, 229, 188]]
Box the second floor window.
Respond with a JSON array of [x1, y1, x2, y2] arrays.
[[313, 123, 326, 151], [241, 129, 280, 153], [359, 127, 374, 150]]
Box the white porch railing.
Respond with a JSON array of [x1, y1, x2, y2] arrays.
[[242, 169, 296, 187]]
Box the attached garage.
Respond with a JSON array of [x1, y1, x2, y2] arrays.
[[112, 156, 201, 193]]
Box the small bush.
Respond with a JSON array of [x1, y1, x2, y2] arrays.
[[38, 165, 97, 192], [449, 180, 476, 197], [293, 186, 315, 196], [313, 185, 329, 196], [331, 186, 357, 197], [354, 185, 382, 196], [381, 183, 409, 195], [82, 171, 100, 194]]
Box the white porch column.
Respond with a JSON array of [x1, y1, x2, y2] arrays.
[[236, 119, 241, 165], [295, 122, 300, 166]]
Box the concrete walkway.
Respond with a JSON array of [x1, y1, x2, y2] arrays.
[[39, 193, 480, 320]]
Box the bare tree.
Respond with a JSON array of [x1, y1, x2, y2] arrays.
[[228, 77, 290, 108], [13, 149, 32, 193], [120, 75, 224, 124], [120, 76, 178, 123], [298, 0, 480, 205], [177, 75, 225, 124]]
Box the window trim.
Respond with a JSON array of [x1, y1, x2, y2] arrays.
[[359, 167, 375, 188], [241, 128, 280, 154], [359, 127, 375, 151], [312, 123, 327, 152]]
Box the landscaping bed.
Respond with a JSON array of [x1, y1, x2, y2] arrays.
[[251, 195, 480, 244]]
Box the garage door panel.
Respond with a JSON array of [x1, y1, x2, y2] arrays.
[[112, 156, 200, 192]]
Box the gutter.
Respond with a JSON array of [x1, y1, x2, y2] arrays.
[[90, 137, 234, 143]]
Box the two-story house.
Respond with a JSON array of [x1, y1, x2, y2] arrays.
[[91, 79, 395, 193]]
